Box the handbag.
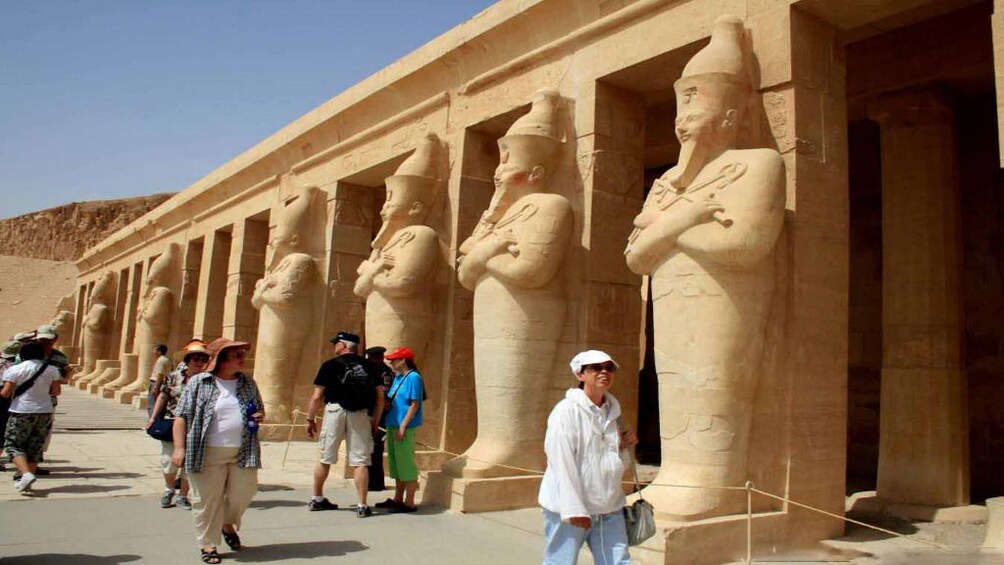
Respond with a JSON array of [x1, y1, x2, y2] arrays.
[[146, 417, 174, 441], [622, 439, 656, 546]]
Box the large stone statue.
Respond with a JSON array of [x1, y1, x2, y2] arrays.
[[50, 291, 76, 342], [446, 90, 574, 478], [122, 244, 178, 393], [77, 271, 115, 380], [354, 133, 445, 360], [623, 15, 785, 519], [251, 185, 323, 423]]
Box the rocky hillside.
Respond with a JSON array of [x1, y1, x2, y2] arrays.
[[0, 193, 173, 261], [0, 255, 77, 341]]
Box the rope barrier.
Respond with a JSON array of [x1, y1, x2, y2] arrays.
[[279, 408, 958, 559]]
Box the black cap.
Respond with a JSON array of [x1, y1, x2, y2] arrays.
[[365, 346, 387, 357], [330, 331, 360, 345]]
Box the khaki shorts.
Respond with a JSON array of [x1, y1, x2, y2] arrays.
[[160, 440, 184, 476], [319, 403, 372, 467]]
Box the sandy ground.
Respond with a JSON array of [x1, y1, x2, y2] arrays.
[[0, 254, 77, 340]]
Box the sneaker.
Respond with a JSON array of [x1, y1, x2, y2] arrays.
[[374, 498, 400, 509], [356, 504, 373, 518], [176, 497, 192, 510], [160, 490, 175, 508], [387, 503, 417, 514], [12, 472, 21, 481], [308, 498, 339, 511], [14, 472, 36, 492]]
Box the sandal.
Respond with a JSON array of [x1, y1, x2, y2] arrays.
[[221, 529, 241, 551], [200, 548, 222, 564]]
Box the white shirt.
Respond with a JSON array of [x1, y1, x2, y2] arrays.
[[2, 360, 62, 414], [538, 388, 628, 520], [205, 377, 244, 447]]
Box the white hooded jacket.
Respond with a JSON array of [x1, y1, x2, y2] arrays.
[[538, 388, 627, 520]]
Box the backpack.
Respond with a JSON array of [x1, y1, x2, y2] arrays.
[[334, 356, 376, 412]]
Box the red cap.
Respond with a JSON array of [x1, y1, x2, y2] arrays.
[[384, 347, 415, 361]]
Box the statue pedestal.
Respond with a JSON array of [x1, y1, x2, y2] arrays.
[[632, 511, 796, 565], [131, 396, 148, 411], [847, 491, 987, 523], [116, 390, 140, 405], [422, 470, 542, 513], [258, 423, 311, 442], [984, 497, 1004, 554]]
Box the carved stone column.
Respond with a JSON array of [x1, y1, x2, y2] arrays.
[[869, 89, 969, 507], [223, 217, 269, 369], [193, 229, 232, 342]]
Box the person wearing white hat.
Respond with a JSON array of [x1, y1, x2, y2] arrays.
[[1, 341, 63, 493], [35, 324, 71, 471], [538, 350, 637, 564]]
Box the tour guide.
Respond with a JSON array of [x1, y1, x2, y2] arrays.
[[306, 331, 384, 517], [538, 350, 638, 564]]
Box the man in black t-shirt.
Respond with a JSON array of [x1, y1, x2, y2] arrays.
[[305, 331, 384, 517]]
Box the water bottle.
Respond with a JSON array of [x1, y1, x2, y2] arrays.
[[246, 400, 259, 434]]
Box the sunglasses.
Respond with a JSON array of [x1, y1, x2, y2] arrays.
[[187, 355, 210, 363], [582, 362, 617, 373], [229, 349, 248, 359]]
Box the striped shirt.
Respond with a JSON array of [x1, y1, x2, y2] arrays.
[[175, 371, 263, 474]]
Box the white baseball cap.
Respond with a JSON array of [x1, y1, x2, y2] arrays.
[[36, 324, 58, 340], [568, 350, 619, 376]]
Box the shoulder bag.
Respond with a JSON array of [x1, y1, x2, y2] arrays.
[[147, 376, 200, 442], [13, 362, 51, 398], [619, 421, 656, 546]]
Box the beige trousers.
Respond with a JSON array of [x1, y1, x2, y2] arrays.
[[187, 446, 258, 548]]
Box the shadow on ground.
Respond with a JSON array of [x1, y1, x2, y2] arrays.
[[249, 499, 308, 510], [30, 484, 131, 496], [52, 471, 143, 480], [231, 540, 367, 562], [258, 484, 294, 492], [839, 512, 920, 542], [0, 553, 141, 564]]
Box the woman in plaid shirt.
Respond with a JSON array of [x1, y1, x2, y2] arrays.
[[171, 338, 264, 564]]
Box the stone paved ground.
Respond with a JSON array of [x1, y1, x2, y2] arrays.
[[0, 388, 997, 564]]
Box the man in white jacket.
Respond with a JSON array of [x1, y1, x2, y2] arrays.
[[538, 350, 638, 564]]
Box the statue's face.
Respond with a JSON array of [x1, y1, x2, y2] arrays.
[[380, 186, 421, 223], [494, 141, 537, 192], [675, 86, 728, 147]]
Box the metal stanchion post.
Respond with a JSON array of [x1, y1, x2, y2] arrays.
[[282, 408, 300, 467], [746, 480, 753, 564]]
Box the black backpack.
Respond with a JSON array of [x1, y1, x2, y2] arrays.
[[334, 356, 376, 412]]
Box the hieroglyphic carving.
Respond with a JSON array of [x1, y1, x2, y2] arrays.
[[445, 90, 574, 478], [624, 15, 786, 520]]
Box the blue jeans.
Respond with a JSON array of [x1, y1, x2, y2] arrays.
[[542, 508, 631, 565]]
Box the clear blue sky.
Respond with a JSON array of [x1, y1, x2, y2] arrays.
[[0, 0, 496, 219]]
